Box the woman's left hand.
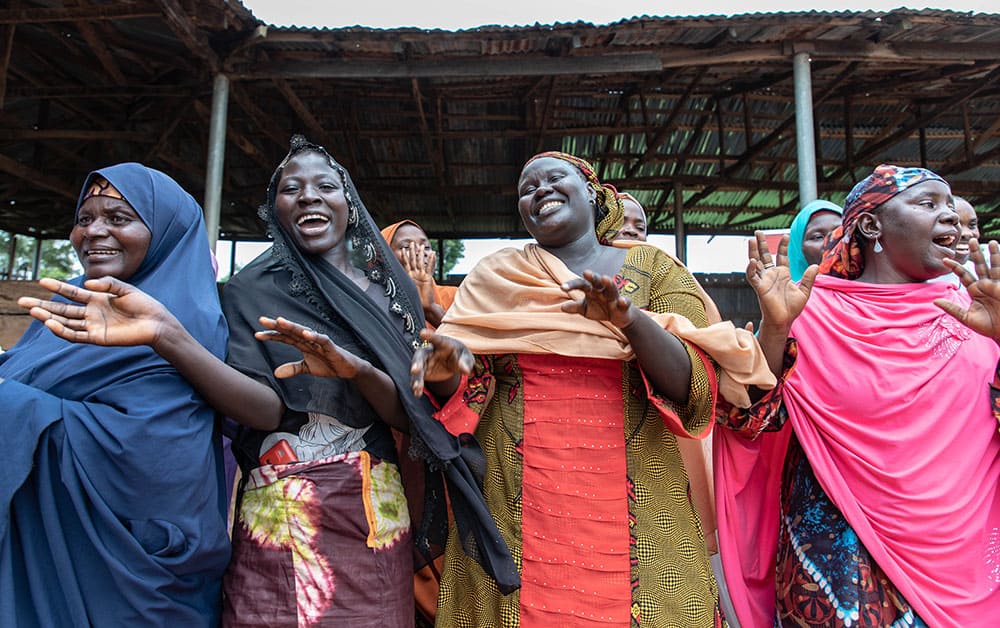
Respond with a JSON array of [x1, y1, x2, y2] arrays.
[[560, 270, 634, 328], [255, 316, 368, 380], [936, 239, 1000, 342]]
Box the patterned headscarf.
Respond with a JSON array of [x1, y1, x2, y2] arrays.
[[818, 164, 947, 279], [524, 151, 624, 244], [81, 176, 125, 202]]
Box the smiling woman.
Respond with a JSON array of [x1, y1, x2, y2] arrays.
[[3, 163, 230, 625], [409, 150, 773, 627], [70, 178, 151, 281]]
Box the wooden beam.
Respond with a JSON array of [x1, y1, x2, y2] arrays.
[[411, 78, 456, 226], [229, 83, 288, 152], [828, 64, 1000, 180], [154, 0, 219, 72], [0, 5, 160, 24], [0, 152, 77, 199], [627, 68, 704, 177], [73, 18, 127, 85], [272, 78, 328, 146], [233, 53, 664, 80], [193, 98, 271, 171], [0, 129, 147, 141]]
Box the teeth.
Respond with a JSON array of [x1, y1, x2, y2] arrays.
[[296, 213, 329, 225], [88, 249, 118, 255], [537, 201, 562, 214]]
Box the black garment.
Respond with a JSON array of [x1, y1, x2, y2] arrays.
[[223, 135, 519, 594]]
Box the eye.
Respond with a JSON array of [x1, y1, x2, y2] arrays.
[[519, 185, 536, 196], [109, 213, 133, 225], [76, 214, 94, 227]]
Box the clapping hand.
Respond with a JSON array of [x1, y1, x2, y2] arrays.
[[747, 231, 816, 331], [18, 276, 174, 347], [400, 243, 438, 307], [255, 316, 368, 380], [560, 270, 634, 329], [410, 328, 474, 396], [936, 239, 1000, 343]]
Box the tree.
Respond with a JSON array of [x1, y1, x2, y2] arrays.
[[0, 231, 81, 281], [431, 239, 464, 278]]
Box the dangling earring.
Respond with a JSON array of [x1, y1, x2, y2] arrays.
[[873, 238, 883, 253]]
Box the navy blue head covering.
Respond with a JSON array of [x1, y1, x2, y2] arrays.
[[0, 163, 230, 625]]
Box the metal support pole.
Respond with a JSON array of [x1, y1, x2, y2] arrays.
[[6, 233, 16, 279], [673, 181, 687, 264], [793, 51, 817, 204], [31, 237, 42, 280], [204, 73, 229, 251]]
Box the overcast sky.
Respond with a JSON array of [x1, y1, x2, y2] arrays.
[[242, 0, 992, 29]]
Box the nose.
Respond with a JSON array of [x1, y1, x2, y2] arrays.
[[298, 183, 320, 204], [80, 217, 110, 238], [940, 205, 959, 226]]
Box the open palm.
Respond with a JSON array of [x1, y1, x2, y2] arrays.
[[747, 231, 816, 330], [255, 316, 367, 380], [936, 239, 1000, 342], [18, 276, 173, 347]]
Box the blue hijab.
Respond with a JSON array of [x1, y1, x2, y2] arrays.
[[788, 199, 843, 281], [0, 163, 230, 626]]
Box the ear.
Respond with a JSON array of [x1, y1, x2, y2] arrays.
[[855, 211, 881, 241]]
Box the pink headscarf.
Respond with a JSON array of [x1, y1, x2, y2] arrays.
[[716, 276, 1000, 627]]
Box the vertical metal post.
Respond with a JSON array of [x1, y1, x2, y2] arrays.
[[6, 233, 16, 279], [793, 51, 817, 204], [204, 73, 229, 251], [673, 181, 687, 264], [31, 237, 42, 280], [229, 240, 238, 280]]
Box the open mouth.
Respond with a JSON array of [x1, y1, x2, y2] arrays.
[[536, 200, 564, 217], [296, 213, 330, 233], [932, 233, 957, 248]]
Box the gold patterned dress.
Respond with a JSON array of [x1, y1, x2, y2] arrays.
[[433, 244, 726, 627]]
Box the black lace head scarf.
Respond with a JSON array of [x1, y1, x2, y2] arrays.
[[233, 136, 519, 593]]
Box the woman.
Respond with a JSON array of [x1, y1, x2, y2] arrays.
[[25, 137, 517, 626], [6, 163, 230, 625], [381, 219, 458, 328], [411, 152, 773, 627], [717, 164, 1000, 626], [787, 199, 842, 282]]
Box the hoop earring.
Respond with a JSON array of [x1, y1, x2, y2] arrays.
[[873, 238, 883, 253]]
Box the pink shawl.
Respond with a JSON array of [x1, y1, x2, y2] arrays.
[[717, 275, 1000, 627]]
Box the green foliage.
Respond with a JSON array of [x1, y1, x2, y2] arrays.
[[0, 231, 81, 280], [430, 239, 464, 277]]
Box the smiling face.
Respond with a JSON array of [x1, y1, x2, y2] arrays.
[[954, 197, 979, 264], [517, 157, 596, 247], [800, 210, 841, 266], [70, 193, 151, 281], [863, 180, 959, 282], [615, 198, 647, 242], [274, 150, 350, 258]]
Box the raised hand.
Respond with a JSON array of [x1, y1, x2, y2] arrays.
[[400, 243, 438, 307], [18, 276, 175, 347], [936, 239, 1000, 342], [560, 270, 634, 328], [255, 316, 369, 380], [410, 328, 473, 396], [747, 231, 816, 331]]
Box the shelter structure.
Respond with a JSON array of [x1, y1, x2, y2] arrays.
[[1, 2, 999, 264]]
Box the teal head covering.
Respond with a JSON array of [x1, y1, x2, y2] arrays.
[[788, 199, 842, 281]]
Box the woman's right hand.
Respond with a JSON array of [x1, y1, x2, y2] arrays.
[[410, 328, 473, 396], [17, 276, 175, 347], [747, 231, 817, 331]]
